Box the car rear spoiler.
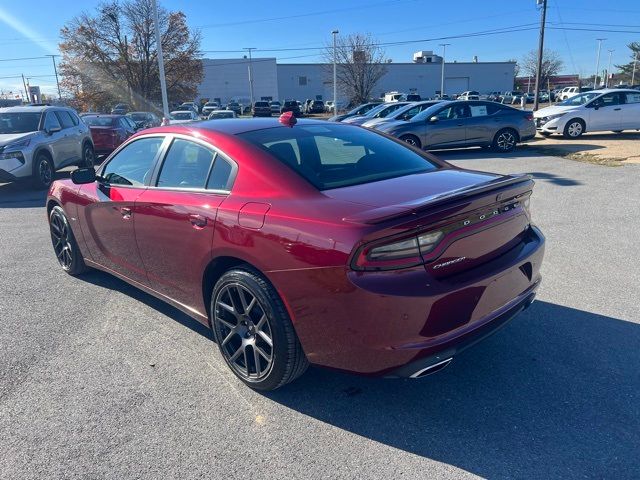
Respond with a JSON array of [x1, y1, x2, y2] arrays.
[[342, 173, 533, 225]]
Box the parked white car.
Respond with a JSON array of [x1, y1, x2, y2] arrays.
[[169, 110, 199, 124], [534, 89, 640, 138], [458, 91, 480, 101]]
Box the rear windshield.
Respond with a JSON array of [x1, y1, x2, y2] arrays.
[[238, 124, 439, 190], [172, 112, 192, 120], [128, 113, 148, 121], [83, 116, 116, 127], [255, 102, 269, 107]]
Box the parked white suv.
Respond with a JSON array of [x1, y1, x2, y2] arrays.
[[458, 91, 480, 100], [0, 106, 94, 189], [534, 89, 640, 138], [558, 86, 579, 101]]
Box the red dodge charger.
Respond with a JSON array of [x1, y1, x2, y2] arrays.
[[47, 116, 544, 390]]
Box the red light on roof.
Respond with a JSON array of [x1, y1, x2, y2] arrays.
[[279, 111, 297, 127]]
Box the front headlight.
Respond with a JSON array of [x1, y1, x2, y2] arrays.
[[0, 151, 25, 163], [543, 113, 566, 122]]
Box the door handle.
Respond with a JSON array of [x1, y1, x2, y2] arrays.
[[614, 108, 621, 111], [120, 207, 132, 219], [189, 214, 207, 228]]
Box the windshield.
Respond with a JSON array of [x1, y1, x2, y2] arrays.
[[361, 103, 389, 118], [172, 112, 192, 120], [0, 112, 41, 134], [411, 102, 450, 122], [348, 103, 379, 115], [83, 116, 116, 127], [558, 92, 599, 106], [238, 124, 439, 190]]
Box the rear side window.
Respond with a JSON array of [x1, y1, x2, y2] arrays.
[[238, 124, 439, 190], [625, 92, 640, 104], [207, 155, 235, 191], [157, 139, 215, 189], [102, 137, 164, 186]]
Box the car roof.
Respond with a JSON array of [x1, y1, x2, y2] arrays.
[[145, 117, 329, 136], [0, 105, 69, 113], [83, 113, 121, 117]]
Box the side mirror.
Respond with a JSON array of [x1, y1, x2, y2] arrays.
[[46, 126, 61, 135], [71, 166, 96, 185], [429, 116, 439, 123]]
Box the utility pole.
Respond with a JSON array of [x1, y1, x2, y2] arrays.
[[244, 47, 256, 109], [439, 43, 450, 97], [151, 0, 169, 122], [594, 38, 606, 88], [332, 30, 339, 114], [631, 51, 638, 86], [606, 49, 614, 87], [46, 55, 62, 100], [21, 74, 29, 103], [533, 0, 547, 111]]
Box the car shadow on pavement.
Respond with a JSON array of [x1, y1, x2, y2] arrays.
[[526, 171, 582, 187], [79, 270, 213, 340], [0, 171, 71, 209], [264, 300, 639, 478]]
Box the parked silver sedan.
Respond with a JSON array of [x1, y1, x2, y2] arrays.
[[377, 100, 536, 153], [341, 102, 411, 126], [363, 100, 442, 129]]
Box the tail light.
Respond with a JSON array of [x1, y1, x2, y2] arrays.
[[353, 230, 444, 271]]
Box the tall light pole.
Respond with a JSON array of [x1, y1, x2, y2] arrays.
[[632, 51, 639, 86], [151, 0, 169, 122], [244, 47, 256, 108], [46, 55, 61, 100], [439, 43, 450, 97], [332, 29, 339, 114], [533, 0, 547, 111], [594, 38, 606, 88], [606, 49, 614, 87]]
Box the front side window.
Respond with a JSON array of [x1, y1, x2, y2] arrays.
[[596, 93, 621, 107], [433, 104, 470, 120], [157, 139, 215, 189], [102, 137, 164, 186], [239, 124, 439, 190], [44, 112, 62, 131]]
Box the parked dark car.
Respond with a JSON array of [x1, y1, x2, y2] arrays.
[[47, 117, 544, 390], [378, 100, 535, 153], [81, 114, 137, 155], [280, 100, 301, 117], [127, 111, 160, 130], [342, 102, 411, 126], [405, 93, 421, 101], [328, 102, 383, 122], [110, 103, 130, 115], [226, 102, 243, 115], [252, 101, 272, 117], [307, 100, 325, 114]]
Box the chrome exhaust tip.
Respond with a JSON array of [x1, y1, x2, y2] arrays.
[[409, 357, 453, 378]]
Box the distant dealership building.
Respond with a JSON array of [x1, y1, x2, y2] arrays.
[[198, 52, 516, 104], [515, 74, 580, 91]]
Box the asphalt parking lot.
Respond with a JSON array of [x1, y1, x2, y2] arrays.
[[1, 150, 639, 479]]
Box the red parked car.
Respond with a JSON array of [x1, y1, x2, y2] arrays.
[[46, 116, 545, 390], [81, 114, 138, 155]]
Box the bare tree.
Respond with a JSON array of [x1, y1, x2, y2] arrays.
[[521, 49, 563, 90], [324, 33, 387, 106], [59, 0, 202, 111]]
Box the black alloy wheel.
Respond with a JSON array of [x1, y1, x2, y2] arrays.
[[211, 269, 308, 390], [492, 128, 518, 153], [49, 206, 90, 275]]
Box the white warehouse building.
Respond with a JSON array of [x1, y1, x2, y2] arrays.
[[198, 52, 516, 105]]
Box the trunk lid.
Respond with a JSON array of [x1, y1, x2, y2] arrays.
[[342, 169, 534, 276]]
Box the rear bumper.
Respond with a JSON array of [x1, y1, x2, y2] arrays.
[[269, 225, 545, 376]]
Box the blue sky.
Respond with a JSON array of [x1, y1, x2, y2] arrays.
[[0, 0, 639, 96]]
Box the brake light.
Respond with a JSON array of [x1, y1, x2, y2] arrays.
[[353, 230, 444, 271]]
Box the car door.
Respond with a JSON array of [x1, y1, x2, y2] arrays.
[[54, 110, 81, 165], [77, 135, 167, 285], [586, 92, 623, 131], [42, 112, 67, 169], [133, 137, 235, 310], [424, 104, 469, 148], [464, 102, 496, 145], [621, 91, 640, 129]]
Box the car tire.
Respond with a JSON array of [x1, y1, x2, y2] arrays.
[[210, 268, 308, 391], [563, 118, 585, 139], [492, 128, 518, 153], [32, 152, 54, 190], [400, 134, 422, 149], [49, 206, 90, 276], [82, 142, 95, 168]]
